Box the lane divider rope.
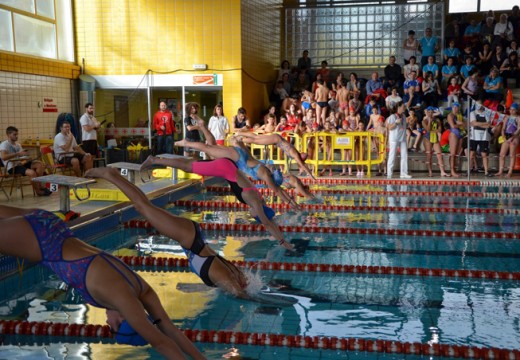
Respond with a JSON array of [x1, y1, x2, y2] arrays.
[[0, 320, 518, 359], [174, 199, 520, 216], [125, 220, 520, 240], [112, 253, 520, 281], [250, 178, 520, 187], [204, 186, 520, 199]]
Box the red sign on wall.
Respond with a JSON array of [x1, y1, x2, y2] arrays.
[[42, 98, 58, 113]]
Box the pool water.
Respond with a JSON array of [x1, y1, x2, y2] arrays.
[[0, 181, 519, 359]]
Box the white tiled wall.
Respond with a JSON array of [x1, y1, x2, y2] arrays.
[[0, 71, 73, 141]]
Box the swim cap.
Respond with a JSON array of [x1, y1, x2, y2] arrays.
[[115, 320, 148, 346], [272, 169, 284, 186], [426, 106, 436, 111], [511, 103, 519, 110], [254, 204, 276, 223], [452, 102, 460, 108]]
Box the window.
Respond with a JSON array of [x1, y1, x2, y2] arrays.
[[0, 0, 73, 61], [449, 0, 513, 13]]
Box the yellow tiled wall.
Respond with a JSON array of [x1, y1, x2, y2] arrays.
[[73, 0, 244, 123], [0, 52, 81, 79]]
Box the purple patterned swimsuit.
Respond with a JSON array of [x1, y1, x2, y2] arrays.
[[24, 210, 142, 307]]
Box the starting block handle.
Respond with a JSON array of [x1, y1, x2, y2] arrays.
[[72, 185, 91, 201]]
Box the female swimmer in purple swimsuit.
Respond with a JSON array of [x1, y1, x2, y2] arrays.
[[0, 204, 204, 360]]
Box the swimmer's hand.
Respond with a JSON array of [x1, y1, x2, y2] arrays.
[[279, 239, 295, 251]]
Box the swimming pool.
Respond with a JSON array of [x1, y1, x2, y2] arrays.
[[0, 179, 519, 359]]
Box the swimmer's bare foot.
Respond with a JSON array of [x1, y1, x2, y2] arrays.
[[451, 172, 460, 178], [140, 155, 156, 170], [174, 139, 188, 148], [505, 172, 512, 178]]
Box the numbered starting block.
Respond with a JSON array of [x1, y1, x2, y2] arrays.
[[32, 175, 96, 213], [107, 162, 149, 184]]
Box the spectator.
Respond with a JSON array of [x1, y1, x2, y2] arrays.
[[403, 56, 421, 80], [477, 42, 493, 75], [297, 50, 312, 78], [463, 19, 481, 45], [153, 101, 175, 154], [316, 60, 331, 85], [53, 121, 93, 177], [418, 27, 439, 67], [0, 126, 50, 196], [383, 55, 402, 90], [386, 101, 411, 179], [447, 76, 461, 108], [403, 70, 421, 93], [483, 67, 504, 103], [469, 102, 493, 176], [385, 86, 403, 109], [232, 107, 251, 132], [403, 30, 419, 64], [500, 51, 520, 88], [495, 103, 520, 177], [441, 57, 458, 89], [183, 102, 203, 159], [461, 68, 482, 100], [79, 103, 100, 157], [460, 55, 475, 80], [480, 17, 496, 45], [422, 56, 439, 79], [421, 71, 442, 108], [278, 60, 291, 80], [493, 13, 514, 47], [443, 39, 462, 65], [491, 43, 507, 70], [207, 104, 229, 146], [446, 103, 465, 177], [506, 39, 519, 56]]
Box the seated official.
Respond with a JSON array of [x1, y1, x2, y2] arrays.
[[53, 121, 93, 177]]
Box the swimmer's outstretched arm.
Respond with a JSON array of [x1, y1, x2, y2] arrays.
[[140, 155, 195, 172]]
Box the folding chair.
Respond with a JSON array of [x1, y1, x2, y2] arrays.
[[40, 145, 74, 175], [0, 158, 34, 198]]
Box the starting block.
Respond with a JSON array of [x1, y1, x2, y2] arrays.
[[32, 175, 96, 212], [107, 162, 149, 183]]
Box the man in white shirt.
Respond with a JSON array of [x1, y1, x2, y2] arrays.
[[79, 103, 100, 156], [469, 103, 493, 176], [54, 121, 93, 177]]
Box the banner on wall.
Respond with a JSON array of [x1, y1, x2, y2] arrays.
[[42, 97, 58, 113], [192, 75, 217, 85]]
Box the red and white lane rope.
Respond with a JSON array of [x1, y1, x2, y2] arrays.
[[125, 219, 520, 240], [0, 320, 518, 359], [204, 186, 520, 199], [249, 177, 520, 188], [112, 255, 520, 281], [174, 199, 520, 216]]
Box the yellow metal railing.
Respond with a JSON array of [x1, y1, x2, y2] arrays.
[[300, 132, 386, 177]]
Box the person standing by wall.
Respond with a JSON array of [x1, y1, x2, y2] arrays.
[[418, 28, 440, 67], [153, 101, 175, 154], [79, 103, 100, 157], [386, 101, 411, 179], [207, 104, 229, 145], [183, 102, 203, 159]]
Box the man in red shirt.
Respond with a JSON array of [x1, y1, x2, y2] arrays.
[[153, 101, 175, 154]]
